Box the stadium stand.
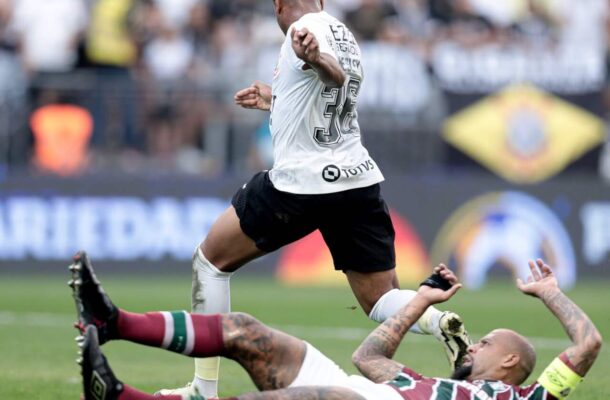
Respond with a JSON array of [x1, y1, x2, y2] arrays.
[[0, 0, 607, 179]]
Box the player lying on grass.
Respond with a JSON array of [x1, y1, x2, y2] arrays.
[[69, 253, 601, 400]]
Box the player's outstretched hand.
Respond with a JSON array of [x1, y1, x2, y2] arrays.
[[234, 81, 272, 111], [516, 259, 560, 299], [291, 27, 320, 65], [417, 264, 462, 305]]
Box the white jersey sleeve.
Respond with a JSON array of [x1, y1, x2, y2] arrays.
[[268, 11, 384, 195]]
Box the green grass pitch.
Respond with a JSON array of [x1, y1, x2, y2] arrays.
[[0, 272, 608, 399]]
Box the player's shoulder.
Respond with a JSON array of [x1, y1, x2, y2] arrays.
[[293, 11, 342, 30]]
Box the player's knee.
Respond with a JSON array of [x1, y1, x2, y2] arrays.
[[224, 312, 269, 350], [359, 299, 376, 316], [200, 237, 260, 272], [199, 242, 236, 272], [230, 311, 258, 324], [357, 289, 391, 316], [227, 312, 265, 334], [346, 269, 399, 315], [351, 349, 366, 370]]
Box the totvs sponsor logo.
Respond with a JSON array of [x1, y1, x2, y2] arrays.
[[322, 160, 375, 183]]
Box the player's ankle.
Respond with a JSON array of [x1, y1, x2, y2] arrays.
[[192, 376, 218, 398], [415, 307, 443, 335]]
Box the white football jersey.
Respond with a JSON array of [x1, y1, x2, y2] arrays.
[[268, 11, 384, 194]]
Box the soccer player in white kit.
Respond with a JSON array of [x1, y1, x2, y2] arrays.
[[160, 0, 471, 396]]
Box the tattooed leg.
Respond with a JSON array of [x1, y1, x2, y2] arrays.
[[231, 386, 365, 400], [222, 313, 307, 391], [112, 310, 307, 390]]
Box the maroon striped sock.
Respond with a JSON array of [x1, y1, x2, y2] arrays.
[[191, 313, 224, 357], [117, 310, 224, 357], [117, 310, 165, 347]]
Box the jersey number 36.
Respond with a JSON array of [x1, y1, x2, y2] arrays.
[[314, 77, 361, 145]]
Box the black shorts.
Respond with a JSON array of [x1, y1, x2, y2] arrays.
[[231, 171, 395, 272]]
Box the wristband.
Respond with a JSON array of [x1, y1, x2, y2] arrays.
[[419, 273, 452, 291]]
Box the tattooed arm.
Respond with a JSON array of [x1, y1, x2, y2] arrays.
[[351, 295, 427, 382], [517, 259, 603, 376], [352, 265, 462, 383]]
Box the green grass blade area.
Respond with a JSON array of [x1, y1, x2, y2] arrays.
[[0, 274, 608, 399]]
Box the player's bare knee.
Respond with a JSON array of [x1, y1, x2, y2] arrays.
[[205, 255, 234, 272], [351, 348, 368, 372], [199, 241, 236, 272], [224, 312, 266, 345], [227, 311, 260, 328], [200, 235, 262, 272], [346, 270, 399, 314], [355, 290, 387, 316]]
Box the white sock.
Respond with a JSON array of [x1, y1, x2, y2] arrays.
[[368, 288, 442, 334], [191, 247, 232, 398]]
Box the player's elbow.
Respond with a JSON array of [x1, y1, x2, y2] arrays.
[[579, 330, 603, 358], [589, 331, 603, 354], [333, 69, 347, 87], [321, 71, 345, 88], [351, 349, 362, 367], [334, 70, 346, 87]]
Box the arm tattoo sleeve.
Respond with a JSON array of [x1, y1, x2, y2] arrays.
[[352, 297, 429, 382], [541, 290, 602, 376]]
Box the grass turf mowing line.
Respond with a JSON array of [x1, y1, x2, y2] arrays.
[[0, 310, 597, 350], [0, 274, 608, 399]]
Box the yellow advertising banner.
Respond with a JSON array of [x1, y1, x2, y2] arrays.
[[444, 84, 605, 183]]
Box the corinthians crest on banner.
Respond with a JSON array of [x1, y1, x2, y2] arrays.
[[443, 84, 605, 184]]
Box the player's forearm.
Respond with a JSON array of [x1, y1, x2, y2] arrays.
[[307, 53, 346, 87], [356, 295, 430, 357], [541, 290, 602, 375], [352, 295, 430, 381]]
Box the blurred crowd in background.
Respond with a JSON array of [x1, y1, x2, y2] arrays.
[[1, 0, 610, 180]]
